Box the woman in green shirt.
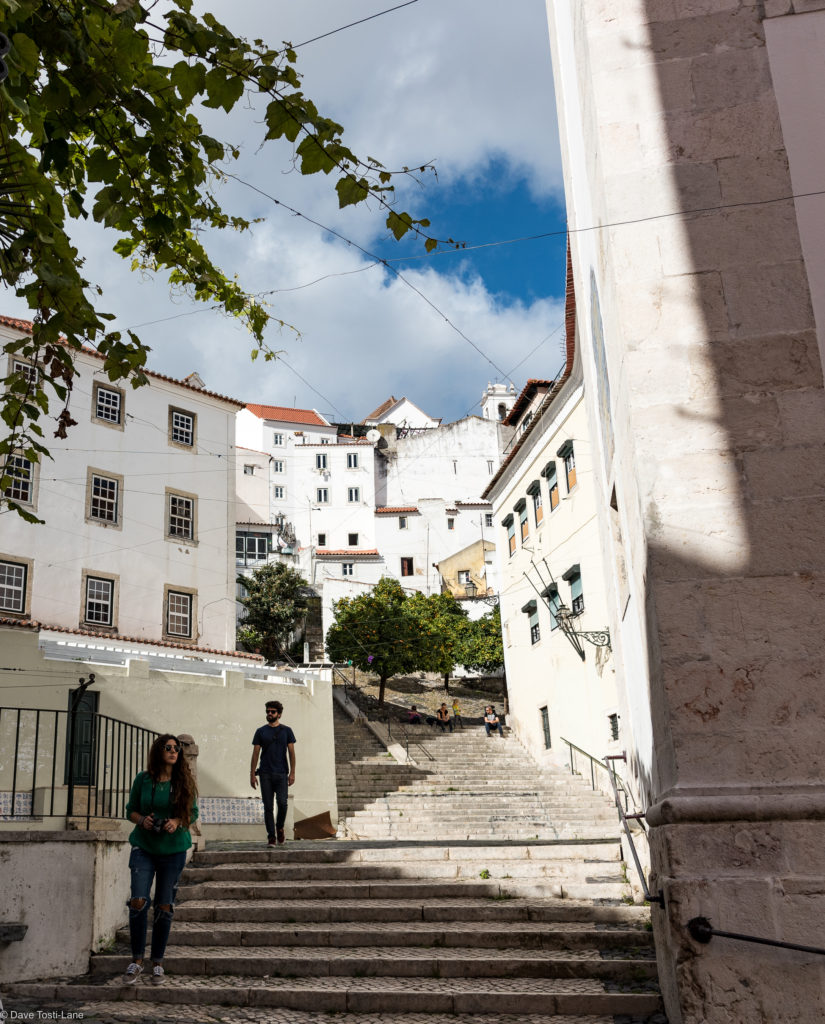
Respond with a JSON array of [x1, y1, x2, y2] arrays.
[[122, 733, 198, 986]]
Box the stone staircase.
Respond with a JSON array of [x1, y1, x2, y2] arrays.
[[4, 841, 667, 1022], [335, 705, 622, 852]]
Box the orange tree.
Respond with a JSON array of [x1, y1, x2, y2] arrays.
[[325, 577, 419, 707], [406, 591, 468, 694]]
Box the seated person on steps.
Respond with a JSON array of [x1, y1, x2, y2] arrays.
[[484, 706, 504, 737]]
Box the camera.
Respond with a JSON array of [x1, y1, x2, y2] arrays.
[[151, 817, 168, 834]]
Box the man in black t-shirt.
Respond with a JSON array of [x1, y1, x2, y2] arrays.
[[250, 700, 297, 846]]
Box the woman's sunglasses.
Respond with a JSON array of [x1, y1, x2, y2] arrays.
[[164, 744, 181, 753]]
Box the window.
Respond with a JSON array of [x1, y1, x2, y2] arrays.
[[401, 557, 413, 577], [522, 599, 540, 645], [88, 472, 120, 525], [543, 461, 559, 511], [484, 513, 494, 528], [515, 498, 528, 543], [169, 408, 195, 448], [457, 569, 470, 585], [10, 359, 37, 389], [528, 480, 543, 526], [272, 460, 285, 473], [348, 533, 358, 546], [273, 433, 284, 446], [316, 453, 328, 470], [398, 516, 408, 530], [608, 713, 620, 742], [347, 453, 359, 469], [487, 460, 494, 474], [243, 464, 255, 476], [543, 585, 561, 629], [236, 532, 268, 564], [558, 440, 577, 491], [167, 492, 195, 540], [342, 562, 354, 577], [522, 411, 533, 432], [0, 559, 28, 613], [273, 485, 285, 499], [4, 455, 33, 505], [316, 488, 329, 503], [84, 575, 114, 627], [348, 487, 360, 503], [321, 438, 331, 445], [93, 383, 123, 426], [503, 514, 515, 557], [564, 564, 584, 615], [540, 706, 552, 749], [317, 533, 326, 547], [447, 517, 455, 530], [165, 589, 193, 638]]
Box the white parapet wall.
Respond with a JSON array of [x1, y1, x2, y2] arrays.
[[0, 830, 131, 984]]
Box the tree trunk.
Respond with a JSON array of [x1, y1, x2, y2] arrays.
[[378, 675, 387, 707], [443, 673, 450, 694]]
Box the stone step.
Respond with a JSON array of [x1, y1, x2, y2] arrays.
[[9, 979, 664, 1016], [89, 947, 657, 980]]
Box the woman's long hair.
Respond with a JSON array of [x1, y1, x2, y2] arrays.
[[147, 733, 197, 828]]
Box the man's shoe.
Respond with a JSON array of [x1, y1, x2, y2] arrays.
[[151, 964, 166, 985], [277, 828, 286, 845], [122, 962, 143, 985], [267, 836, 277, 847]]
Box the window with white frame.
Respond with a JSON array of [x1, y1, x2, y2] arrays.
[[564, 564, 584, 614], [342, 562, 354, 577], [273, 433, 284, 446], [484, 513, 493, 528], [457, 569, 471, 584], [0, 559, 27, 613], [166, 590, 193, 638], [4, 455, 33, 504], [273, 460, 284, 473], [320, 438, 330, 445], [528, 480, 543, 526], [543, 460, 559, 511], [348, 487, 360, 503], [236, 532, 268, 564], [523, 599, 540, 645], [503, 514, 515, 556], [316, 453, 328, 470], [168, 493, 194, 539], [316, 487, 329, 503], [84, 575, 114, 627], [169, 408, 195, 447], [273, 485, 285, 499], [347, 452, 359, 469], [243, 465, 255, 476], [93, 383, 123, 425], [11, 359, 38, 388], [558, 440, 577, 492], [89, 473, 120, 524], [487, 460, 494, 474], [515, 498, 528, 543]]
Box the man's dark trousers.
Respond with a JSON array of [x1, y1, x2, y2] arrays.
[[259, 772, 289, 839]]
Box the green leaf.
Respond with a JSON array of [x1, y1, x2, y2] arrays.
[[336, 176, 369, 209], [10, 33, 39, 76]]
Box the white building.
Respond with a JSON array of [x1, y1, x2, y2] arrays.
[[0, 316, 242, 651], [484, 305, 619, 763], [235, 389, 515, 645]]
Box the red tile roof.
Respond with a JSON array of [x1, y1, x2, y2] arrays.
[[0, 315, 246, 408], [246, 404, 329, 426], [363, 396, 398, 421], [315, 549, 381, 558], [0, 617, 263, 660], [504, 379, 555, 427], [374, 506, 419, 515]]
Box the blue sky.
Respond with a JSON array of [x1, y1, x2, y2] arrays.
[[3, 1, 569, 424]]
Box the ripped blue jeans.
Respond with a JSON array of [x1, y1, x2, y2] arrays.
[[127, 846, 187, 962]]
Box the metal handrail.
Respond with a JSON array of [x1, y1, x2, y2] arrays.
[[559, 735, 630, 814], [688, 916, 825, 956], [602, 752, 664, 908]]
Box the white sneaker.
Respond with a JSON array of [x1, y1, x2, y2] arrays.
[[122, 961, 143, 985], [152, 963, 166, 985]]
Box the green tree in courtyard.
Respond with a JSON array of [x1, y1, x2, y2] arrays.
[[237, 562, 309, 665], [0, 0, 444, 518], [407, 591, 468, 693], [325, 577, 418, 706], [462, 604, 505, 675]]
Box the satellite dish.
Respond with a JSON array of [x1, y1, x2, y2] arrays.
[[366, 429, 381, 443]]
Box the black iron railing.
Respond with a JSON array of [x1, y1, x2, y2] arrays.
[[559, 735, 630, 813], [0, 704, 158, 829]]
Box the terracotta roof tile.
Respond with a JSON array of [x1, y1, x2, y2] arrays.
[[374, 506, 419, 515], [246, 403, 329, 427], [315, 549, 381, 558], [504, 379, 555, 427], [0, 315, 246, 408], [0, 617, 263, 660], [363, 396, 397, 422]]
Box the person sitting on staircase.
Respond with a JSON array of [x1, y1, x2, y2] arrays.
[[407, 705, 422, 725], [436, 702, 453, 732], [484, 706, 504, 737]]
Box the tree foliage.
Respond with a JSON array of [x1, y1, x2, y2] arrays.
[[407, 590, 468, 692], [325, 576, 418, 706], [0, 0, 441, 516], [462, 605, 505, 674], [236, 561, 309, 665]]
